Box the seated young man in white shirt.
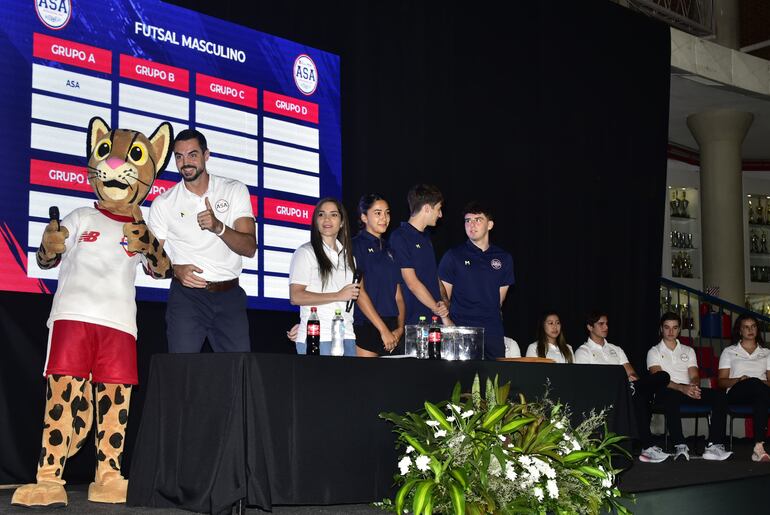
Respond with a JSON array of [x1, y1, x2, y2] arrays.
[[648, 312, 731, 461], [574, 310, 671, 463]]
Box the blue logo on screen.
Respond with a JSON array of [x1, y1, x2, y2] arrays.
[[294, 54, 318, 95], [35, 0, 72, 30]]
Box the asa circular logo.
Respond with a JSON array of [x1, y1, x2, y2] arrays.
[[35, 0, 72, 30], [490, 258, 502, 270], [215, 199, 230, 213], [293, 54, 318, 96]]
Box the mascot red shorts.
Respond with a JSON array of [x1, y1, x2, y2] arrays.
[[45, 320, 138, 384]]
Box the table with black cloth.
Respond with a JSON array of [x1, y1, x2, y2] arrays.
[[127, 353, 635, 514]]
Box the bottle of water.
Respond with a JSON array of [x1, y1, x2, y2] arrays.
[[416, 315, 429, 359], [331, 308, 345, 356]]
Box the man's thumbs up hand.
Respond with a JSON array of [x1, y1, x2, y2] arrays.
[[197, 197, 223, 235]]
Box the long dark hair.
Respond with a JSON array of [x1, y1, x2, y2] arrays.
[[310, 197, 356, 287], [732, 313, 766, 347], [536, 311, 573, 363]]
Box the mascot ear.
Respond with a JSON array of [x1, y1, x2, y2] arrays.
[[87, 117, 111, 159], [147, 122, 174, 177]]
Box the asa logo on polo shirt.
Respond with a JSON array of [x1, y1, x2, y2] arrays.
[[215, 199, 229, 213], [680, 353, 690, 362], [491, 258, 502, 270]]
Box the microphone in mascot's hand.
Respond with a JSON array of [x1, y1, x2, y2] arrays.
[[49, 206, 62, 258], [345, 271, 362, 313], [49, 206, 60, 231]]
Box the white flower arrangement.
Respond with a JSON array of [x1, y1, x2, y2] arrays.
[[378, 375, 632, 515]]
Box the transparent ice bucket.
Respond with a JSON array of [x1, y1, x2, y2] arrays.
[[404, 325, 484, 360]]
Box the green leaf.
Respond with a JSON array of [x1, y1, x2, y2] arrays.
[[499, 416, 537, 434], [521, 417, 540, 449], [448, 479, 466, 515], [428, 456, 442, 478], [497, 381, 511, 405], [449, 468, 468, 489], [451, 381, 462, 404], [574, 473, 591, 486], [478, 453, 490, 490], [422, 494, 433, 515], [562, 450, 597, 464], [403, 434, 427, 455], [466, 502, 485, 515], [411, 480, 435, 515], [394, 478, 419, 514], [491, 447, 508, 474], [466, 410, 484, 428], [407, 412, 429, 429], [538, 449, 564, 462], [425, 401, 453, 431], [472, 374, 481, 409], [578, 465, 607, 479], [481, 404, 510, 430]]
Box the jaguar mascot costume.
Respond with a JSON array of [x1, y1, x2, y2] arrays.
[[12, 117, 173, 507]]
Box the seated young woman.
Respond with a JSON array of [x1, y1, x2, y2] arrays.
[[525, 311, 573, 363], [718, 313, 770, 462]]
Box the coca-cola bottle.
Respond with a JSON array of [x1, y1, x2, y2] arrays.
[[428, 315, 442, 360], [306, 307, 320, 356]]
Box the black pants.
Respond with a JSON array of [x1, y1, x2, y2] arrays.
[[166, 280, 250, 353], [655, 387, 728, 445], [727, 378, 770, 443], [632, 371, 670, 448]]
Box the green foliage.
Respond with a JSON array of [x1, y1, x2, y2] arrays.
[[378, 375, 633, 514]]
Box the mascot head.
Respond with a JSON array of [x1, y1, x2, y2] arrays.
[[86, 117, 173, 216]]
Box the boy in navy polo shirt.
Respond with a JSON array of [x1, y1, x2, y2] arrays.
[[389, 184, 451, 325], [438, 202, 514, 359]]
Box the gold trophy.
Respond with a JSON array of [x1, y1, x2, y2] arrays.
[[680, 189, 689, 218], [670, 190, 680, 217]]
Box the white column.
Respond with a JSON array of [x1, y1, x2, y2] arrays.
[[687, 109, 753, 305]]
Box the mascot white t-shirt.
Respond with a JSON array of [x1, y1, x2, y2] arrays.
[[48, 205, 144, 338]]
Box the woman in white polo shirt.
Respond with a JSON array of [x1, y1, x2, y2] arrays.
[[526, 311, 573, 363], [289, 197, 359, 356], [718, 313, 770, 462]]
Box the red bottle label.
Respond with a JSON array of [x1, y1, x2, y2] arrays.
[[307, 322, 320, 336], [429, 330, 441, 343]]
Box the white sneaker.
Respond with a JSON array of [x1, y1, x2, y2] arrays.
[[639, 446, 670, 463], [751, 444, 770, 462], [674, 444, 690, 461], [703, 443, 733, 461]]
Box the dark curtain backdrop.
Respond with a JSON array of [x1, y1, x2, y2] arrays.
[[0, 0, 670, 484]]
